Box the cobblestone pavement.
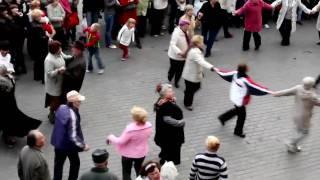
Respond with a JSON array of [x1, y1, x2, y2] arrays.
[[1, 21, 320, 180]]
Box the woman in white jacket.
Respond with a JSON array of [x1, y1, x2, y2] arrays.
[[167, 20, 190, 88], [271, 0, 311, 46], [311, 1, 320, 45], [182, 35, 215, 111]]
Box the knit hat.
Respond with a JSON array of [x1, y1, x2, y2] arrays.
[[179, 19, 190, 27], [92, 149, 109, 163]]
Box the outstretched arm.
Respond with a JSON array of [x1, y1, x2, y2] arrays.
[[272, 86, 298, 97], [214, 67, 237, 82], [243, 77, 273, 96]]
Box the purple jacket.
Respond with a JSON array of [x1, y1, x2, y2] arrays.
[[51, 104, 85, 152]]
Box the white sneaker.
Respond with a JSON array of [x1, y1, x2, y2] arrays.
[[86, 69, 92, 73], [108, 44, 117, 49], [160, 32, 165, 36], [121, 58, 127, 61], [97, 69, 104, 74], [286, 143, 301, 153], [153, 35, 159, 37], [264, 24, 270, 29]]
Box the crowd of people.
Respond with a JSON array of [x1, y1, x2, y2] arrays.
[[1, 0, 320, 179]]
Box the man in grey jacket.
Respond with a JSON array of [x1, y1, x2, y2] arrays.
[[18, 130, 51, 180], [273, 77, 320, 153]]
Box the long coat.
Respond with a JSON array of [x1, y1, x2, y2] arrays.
[[0, 75, 41, 137], [118, 0, 138, 25], [311, 1, 320, 31], [274, 85, 320, 129], [271, 0, 310, 33]]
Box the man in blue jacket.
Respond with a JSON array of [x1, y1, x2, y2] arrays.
[[51, 90, 90, 180]]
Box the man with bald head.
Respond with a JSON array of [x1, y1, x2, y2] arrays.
[[17, 130, 51, 180]]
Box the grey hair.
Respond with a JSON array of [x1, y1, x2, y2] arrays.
[[302, 77, 315, 90], [159, 83, 172, 97]]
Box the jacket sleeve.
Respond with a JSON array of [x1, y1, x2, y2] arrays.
[[45, 58, 59, 78], [219, 161, 228, 180], [132, 28, 135, 42], [108, 127, 132, 145], [193, 51, 214, 70], [312, 1, 320, 12], [68, 110, 85, 151], [189, 158, 198, 180], [243, 77, 272, 96], [262, 1, 273, 10], [214, 67, 237, 82], [169, 29, 183, 55], [271, 0, 282, 8], [298, 0, 311, 14], [163, 116, 185, 127], [273, 86, 298, 97], [117, 26, 125, 41], [235, 2, 247, 15]]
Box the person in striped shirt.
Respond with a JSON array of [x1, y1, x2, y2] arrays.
[[189, 136, 228, 180]]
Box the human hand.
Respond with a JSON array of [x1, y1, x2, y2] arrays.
[[197, 12, 203, 19], [58, 66, 66, 74], [83, 144, 90, 151]]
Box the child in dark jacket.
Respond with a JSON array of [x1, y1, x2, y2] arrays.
[[84, 23, 105, 74]]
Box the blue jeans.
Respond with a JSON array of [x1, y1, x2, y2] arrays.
[[104, 14, 114, 47], [87, 47, 104, 70], [201, 25, 221, 55], [86, 11, 99, 26]]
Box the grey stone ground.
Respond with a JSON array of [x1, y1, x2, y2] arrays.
[[1, 20, 320, 180]]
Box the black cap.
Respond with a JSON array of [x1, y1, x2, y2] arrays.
[[92, 149, 109, 163]]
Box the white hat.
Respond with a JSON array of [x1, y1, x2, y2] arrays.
[[67, 90, 85, 102]]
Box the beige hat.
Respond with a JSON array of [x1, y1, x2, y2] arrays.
[[67, 90, 85, 102]]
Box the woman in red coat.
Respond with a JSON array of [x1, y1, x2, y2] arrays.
[[234, 0, 272, 51], [118, 0, 139, 25]]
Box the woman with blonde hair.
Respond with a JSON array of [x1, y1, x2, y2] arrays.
[[182, 35, 215, 111], [107, 106, 152, 180], [179, 5, 196, 37]]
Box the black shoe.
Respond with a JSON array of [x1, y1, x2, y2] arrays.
[[234, 132, 246, 138], [174, 83, 179, 88], [184, 105, 193, 111], [297, 21, 303, 25], [317, 42, 320, 45], [281, 41, 290, 46], [218, 116, 225, 126], [254, 45, 260, 51], [136, 43, 142, 49], [48, 112, 55, 124], [242, 47, 249, 51], [205, 52, 211, 57], [224, 33, 233, 38]]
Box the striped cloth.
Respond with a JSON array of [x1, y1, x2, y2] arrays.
[[189, 151, 228, 180]]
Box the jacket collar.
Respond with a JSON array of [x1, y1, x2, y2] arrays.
[[91, 167, 109, 173], [126, 122, 152, 132]]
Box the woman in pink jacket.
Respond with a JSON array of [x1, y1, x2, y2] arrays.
[[233, 0, 272, 51], [107, 106, 152, 180]]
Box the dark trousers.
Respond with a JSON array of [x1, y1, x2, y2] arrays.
[[279, 19, 292, 46], [121, 156, 145, 180], [243, 30, 261, 50], [219, 105, 246, 134], [33, 56, 44, 83], [168, 59, 185, 85], [201, 25, 221, 55], [159, 144, 182, 165], [318, 31, 320, 40], [11, 38, 26, 74], [53, 149, 80, 180], [184, 80, 201, 107], [53, 27, 67, 49], [262, 8, 271, 25], [221, 9, 231, 36], [150, 9, 165, 36], [137, 16, 147, 37], [66, 27, 76, 43]]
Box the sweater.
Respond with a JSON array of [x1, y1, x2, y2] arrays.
[[117, 25, 135, 46], [46, 3, 66, 28], [182, 47, 214, 83], [108, 122, 152, 158], [84, 28, 101, 48], [168, 27, 189, 61]]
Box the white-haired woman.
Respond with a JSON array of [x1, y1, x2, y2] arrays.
[[154, 83, 185, 165], [107, 106, 152, 180], [182, 35, 215, 111], [273, 77, 320, 153]]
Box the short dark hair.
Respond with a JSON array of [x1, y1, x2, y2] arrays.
[[0, 40, 10, 51], [237, 63, 248, 77], [48, 40, 61, 54], [27, 132, 37, 147], [139, 161, 161, 177]]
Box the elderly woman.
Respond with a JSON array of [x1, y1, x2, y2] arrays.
[[271, 0, 311, 46], [154, 83, 185, 165], [45, 40, 71, 123], [107, 106, 152, 180], [167, 19, 190, 88], [182, 35, 215, 111], [0, 66, 41, 147], [189, 136, 228, 180], [28, 9, 49, 83], [273, 77, 320, 153], [179, 5, 196, 38], [47, 0, 66, 48]]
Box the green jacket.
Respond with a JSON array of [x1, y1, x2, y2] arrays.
[[137, 0, 150, 16], [79, 167, 119, 180]]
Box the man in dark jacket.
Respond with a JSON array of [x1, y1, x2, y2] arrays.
[[198, 0, 223, 57], [79, 149, 118, 180], [51, 90, 90, 180], [83, 0, 104, 26]]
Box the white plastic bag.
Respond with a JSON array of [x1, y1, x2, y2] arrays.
[[160, 161, 178, 180]]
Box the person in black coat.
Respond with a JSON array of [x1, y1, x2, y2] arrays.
[[61, 41, 86, 103], [0, 5, 12, 42], [0, 65, 41, 148], [154, 83, 185, 165]]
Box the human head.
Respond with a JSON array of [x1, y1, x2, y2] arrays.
[[206, 136, 220, 152], [30, 9, 43, 22], [127, 18, 136, 29], [237, 63, 248, 76], [27, 130, 46, 150], [67, 90, 85, 109], [30, 0, 41, 10], [0, 40, 10, 56], [131, 106, 148, 125], [191, 35, 204, 49], [48, 40, 62, 55], [51, 0, 59, 6], [185, 4, 194, 17], [0, 65, 8, 76], [92, 149, 109, 168], [140, 161, 161, 180], [9, 4, 20, 16], [156, 83, 174, 99], [71, 40, 85, 57], [90, 23, 101, 32], [179, 19, 190, 32], [302, 76, 315, 90], [210, 0, 218, 5]]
